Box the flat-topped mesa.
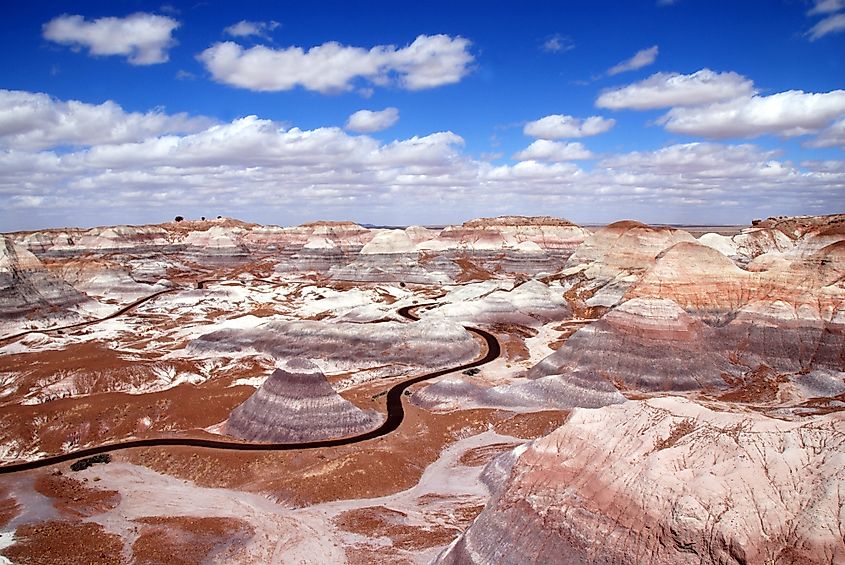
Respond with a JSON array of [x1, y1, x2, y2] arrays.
[[437, 397, 845, 565], [460, 215, 577, 228], [275, 221, 375, 273], [295, 220, 373, 244], [359, 230, 416, 255], [697, 214, 845, 265], [436, 216, 590, 252], [224, 358, 383, 443], [756, 213, 845, 238], [331, 228, 457, 284]]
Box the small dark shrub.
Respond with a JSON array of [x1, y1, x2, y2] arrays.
[[70, 453, 111, 472], [174, 216, 184, 222]]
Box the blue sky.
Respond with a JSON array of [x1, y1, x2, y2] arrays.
[[1, 0, 844, 230]]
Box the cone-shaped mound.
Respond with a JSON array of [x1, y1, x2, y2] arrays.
[[225, 358, 384, 443]]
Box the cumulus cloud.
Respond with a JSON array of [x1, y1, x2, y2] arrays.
[[808, 13, 845, 40], [224, 20, 280, 39], [658, 90, 845, 138], [607, 45, 659, 75], [513, 140, 593, 161], [597, 69, 755, 110], [806, 116, 845, 148], [345, 108, 399, 133], [42, 13, 179, 65], [523, 114, 615, 139], [197, 34, 474, 93], [2, 90, 842, 229], [0, 89, 212, 150]]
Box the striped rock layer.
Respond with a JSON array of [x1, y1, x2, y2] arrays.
[[225, 358, 383, 443]]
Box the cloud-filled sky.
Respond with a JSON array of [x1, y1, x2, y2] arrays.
[[1, 0, 844, 230]]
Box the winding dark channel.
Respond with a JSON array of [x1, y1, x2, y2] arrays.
[[0, 297, 500, 474]]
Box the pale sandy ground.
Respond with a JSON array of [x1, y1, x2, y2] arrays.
[[1, 429, 522, 564]]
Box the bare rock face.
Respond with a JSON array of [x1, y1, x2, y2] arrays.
[[527, 297, 731, 393], [225, 358, 383, 442], [441, 216, 590, 252], [0, 236, 92, 322], [191, 318, 481, 376], [562, 221, 696, 309], [426, 279, 571, 327], [411, 371, 626, 412], [438, 397, 845, 565]]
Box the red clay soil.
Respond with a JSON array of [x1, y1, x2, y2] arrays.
[[453, 256, 494, 283], [346, 546, 416, 565], [605, 220, 651, 231], [488, 323, 537, 363], [652, 419, 696, 452], [131, 516, 255, 565], [119, 407, 570, 509], [0, 485, 20, 527], [1, 521, 126, 565], [34, 472, 121, 517], [458, 442, 523, 466], [0, 342, 264, 457], [719, 365, 789, 403], [334, 505, 461, 551], [125, 405, 500, 506], [490, 410, 570, 439]]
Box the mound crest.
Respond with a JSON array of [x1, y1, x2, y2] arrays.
[[225, 358, 383, 443]]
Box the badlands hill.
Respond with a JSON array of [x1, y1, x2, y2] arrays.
[[0, 213, 843, 564]]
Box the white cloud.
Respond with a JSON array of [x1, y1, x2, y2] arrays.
[[197, 34, 473, 93], [808, 0, 845, 15], [806, 117, 845, 148], [808, 13, 845, 40], [513, 140, 593, 161], [607, 45, 659, 75], [0, 89, 212, 150], [658, 90, 845, 138], [224, 20, 280, 39], [42, 13, 179, 65], [1, 90, 842, 229], [523, 114, 615, 139], [541, 34, 573, 53], [345, 108, 399, 133], [596, 69, 755, 110]]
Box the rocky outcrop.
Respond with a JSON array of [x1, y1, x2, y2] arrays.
[[424, 279, 571, 327], [438, 397, 845, 564], [225, 358, 383, 442], [191, 318, 481, 376], [0, 236, 93, 323], [411, 371, 626, 412], [526, 298, 732, 393], [561, 221, 696, 308], [440, 216, 589, 252]]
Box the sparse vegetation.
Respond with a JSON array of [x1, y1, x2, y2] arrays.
[[70, 453, 111, 472]]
